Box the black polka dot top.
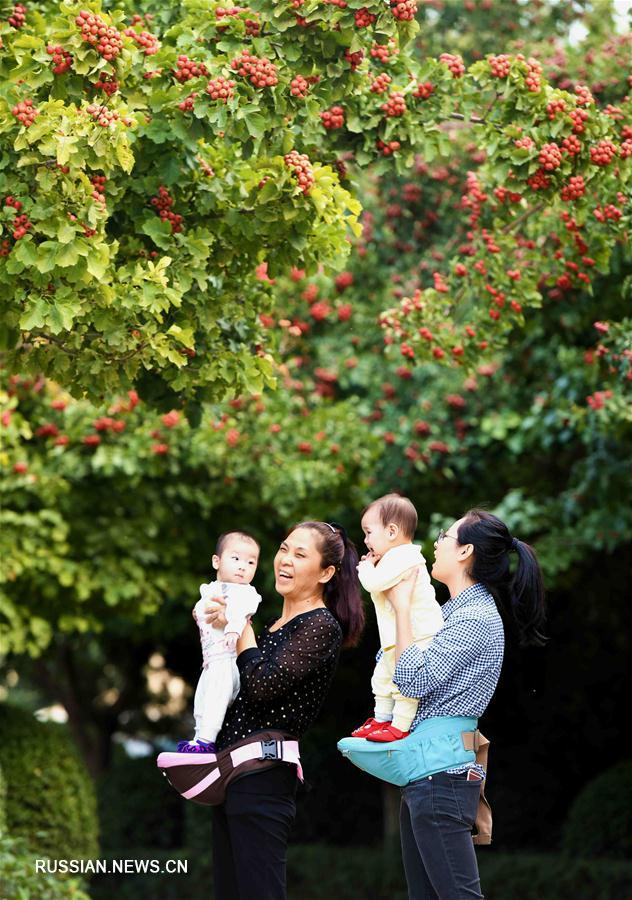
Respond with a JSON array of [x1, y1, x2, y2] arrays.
[[216, 608, 343, 752]]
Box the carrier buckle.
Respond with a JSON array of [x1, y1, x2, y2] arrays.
[[260, 740, 279, 761]]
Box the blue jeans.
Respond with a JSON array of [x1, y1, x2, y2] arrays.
[[400, 770, 484, 899]]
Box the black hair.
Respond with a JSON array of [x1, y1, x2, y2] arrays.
[[289, 521, 365, 648], [215, 531, 260, 558], [362, 493, 418, 540], [457, 509, 547, 647]]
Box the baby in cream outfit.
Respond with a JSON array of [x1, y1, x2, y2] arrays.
[[352, 494, 443, 742]]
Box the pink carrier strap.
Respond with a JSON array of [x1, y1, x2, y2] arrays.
[[230, 738, 304, 782]]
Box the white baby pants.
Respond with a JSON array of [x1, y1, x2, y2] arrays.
[[193, 651, 241, 743]]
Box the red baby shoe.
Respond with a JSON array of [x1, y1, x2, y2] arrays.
[[365, 724, 410, 742], [350, 718, 387, 738]]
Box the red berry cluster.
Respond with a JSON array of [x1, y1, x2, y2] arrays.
[[546, 98, 566, 119], [11, 99, 38, 127], [370, 73, 391, 94], [47, 44, 72, 74], [371, 43, 391, 63], [335, 271, 353, 291], [94, 71, 119, 95], [75, 11, 123, 61], [590, 139, 617, 166], [376, 138, 400, 156], [284, 150, 315, 194], [390, 0, 417, 21], [206, 76, 236, 101], [4, 196, 32, 241], [290, 75, 309, 98], [514, 136, 534, 150], [344, 49, 364, 70], [413, 81, 434, 99], [4, 196, 23, 211], [562, 134, 582, 155], [90, 174, 107, 206], [593, 204, 622, 222], [586, 390, 613, 411], [574, 83, 594, 107], [516, 54, 541, 91], [354, 7, 376, 27], [494, 187, 522, 203], [231, 51, 278, 87], [620, 139, 632, 159], [151, 186, 183, 233], [439, 53, 465, 78], [527, 169, 551, 191], [321, 105, 344, 129], [244, 17, 260, 35], [538, 142, 562, 170], [433, 272, 449, 293], [178, 91, 198, 111], [570, 108, 588, 133], [381, 91, 406, 117], [86, 103, 119, 127], [8, 4, 26, 27], [174, 55, 209, 83], [123, 28, 160, 56], [36, 423, 60, 438], [489, 54, 510, 78], [560, 175, 585, 201], [12, 213, 32, 240]]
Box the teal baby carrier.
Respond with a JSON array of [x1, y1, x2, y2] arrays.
[[337, 716, 492, 844]]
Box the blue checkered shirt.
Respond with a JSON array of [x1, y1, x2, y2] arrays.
[[392, 582, 504, 776]]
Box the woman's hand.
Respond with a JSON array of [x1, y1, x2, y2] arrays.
[[203, 597, 228, 629], [384, 567, 419, 613]]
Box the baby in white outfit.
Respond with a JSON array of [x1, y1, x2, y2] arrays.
[[177, 530, 262, 753]]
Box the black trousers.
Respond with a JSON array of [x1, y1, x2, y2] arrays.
[[212, 764, 298, 900], [400, 770, 483, 899]]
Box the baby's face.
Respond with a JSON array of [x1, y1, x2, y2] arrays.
[[360, 509, 393, 563], [214, 538, 259, 585]]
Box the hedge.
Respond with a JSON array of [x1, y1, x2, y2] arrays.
[[561, 759, 632, 861], [0, 704, 99, 862]]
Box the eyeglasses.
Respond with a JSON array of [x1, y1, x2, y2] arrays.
[[436, 529, 459, 544]]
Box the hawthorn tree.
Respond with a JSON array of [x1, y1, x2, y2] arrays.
[[0, 0, 628, 408], [0, 1, 630, 829]]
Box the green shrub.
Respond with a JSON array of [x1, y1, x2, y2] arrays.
[[286, 845, 632, 900], [0, 704, 99, 861], [86, 842, 632, 900], [88, 847, 206, 900], [477, 853, 632, 900], [561, 759, 632, 860], [97, 753, 184, 854], [0, 833, 90, 900]]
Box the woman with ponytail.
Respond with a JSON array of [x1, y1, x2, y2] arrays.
[[384, 508, 546, 900], [204, 520, 363, 900]]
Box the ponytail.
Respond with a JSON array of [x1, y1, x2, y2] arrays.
[[291, 521, 365, 648], [458, 509, 547, 647]]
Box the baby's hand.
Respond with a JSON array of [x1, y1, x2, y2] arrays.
[[224, 632, 239, 652]]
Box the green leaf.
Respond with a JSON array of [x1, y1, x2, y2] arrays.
[[57, 220, 76, 244], [19, 297, 49, 331], [141, 218, 173, 250], [116, 140, 135, 174]]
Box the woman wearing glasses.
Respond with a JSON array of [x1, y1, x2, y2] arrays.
[[384, 508, 546, 900]]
